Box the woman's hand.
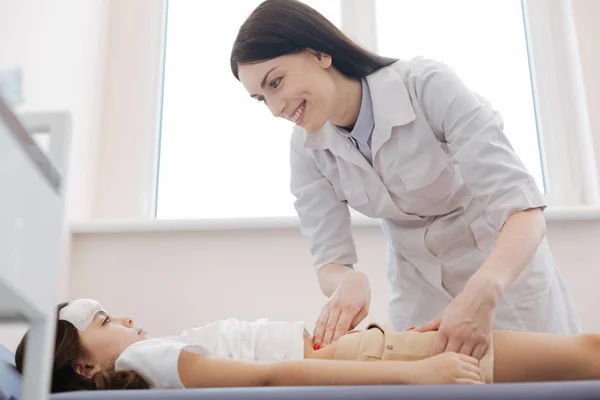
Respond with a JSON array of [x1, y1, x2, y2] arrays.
[[313, 269, 371, 348], [415, 279, 496, 360], [408, 352, 483, 385]]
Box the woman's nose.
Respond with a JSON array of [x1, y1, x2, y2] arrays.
[[267, 98, 286, 118]]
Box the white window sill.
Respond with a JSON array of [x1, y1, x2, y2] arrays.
[[70, 206, 600, 234]]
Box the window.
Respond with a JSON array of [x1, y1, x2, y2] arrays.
[[156, 0, 545, 220], [156, 0, 341, 219]]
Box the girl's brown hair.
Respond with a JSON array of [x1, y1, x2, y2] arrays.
[[230, 0, 397, 80], [15, 302, 150, 392]]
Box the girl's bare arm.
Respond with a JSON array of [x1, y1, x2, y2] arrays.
[[177, 349, 482, 388]]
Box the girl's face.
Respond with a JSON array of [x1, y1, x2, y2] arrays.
[[74, 310, 148, 377], [237, 50, 337, 134]]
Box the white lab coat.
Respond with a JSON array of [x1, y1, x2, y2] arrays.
[[290, 58, 581, 334]]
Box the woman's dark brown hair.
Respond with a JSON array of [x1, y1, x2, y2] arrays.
[[15, 302, 149, 392], [230, 0, 397, 80]]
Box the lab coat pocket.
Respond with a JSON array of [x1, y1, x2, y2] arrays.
[[468, 214, 497, 255], [338, 167, 371, 209], [398, 148, 453, 196]]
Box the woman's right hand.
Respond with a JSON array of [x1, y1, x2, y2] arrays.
[[407, 352, 484, 385], [313, 268, 371, 348]]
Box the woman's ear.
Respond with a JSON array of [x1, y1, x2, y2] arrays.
[[309, 49, 332, 68]]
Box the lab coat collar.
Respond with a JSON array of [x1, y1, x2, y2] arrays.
[[305, 61, 416, 152], [366, 60, 417, 130]]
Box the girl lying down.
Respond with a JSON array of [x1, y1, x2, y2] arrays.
[[15, 299, 600, 393]]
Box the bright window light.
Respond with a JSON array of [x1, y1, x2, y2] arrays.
[[156, 0, 341, 219]]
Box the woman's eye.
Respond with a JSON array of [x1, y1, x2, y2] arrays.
[[102, 317, 110, 325], [270, 78, 281, 88]]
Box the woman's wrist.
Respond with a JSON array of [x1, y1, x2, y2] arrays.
[[343, 269, 368, 285], [464, 269, 504, 307], [318, 263, 367, 297]]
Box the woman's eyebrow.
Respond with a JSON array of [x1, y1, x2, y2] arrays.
[[260, 66, 278, 89], [250, 66, 279, 98]]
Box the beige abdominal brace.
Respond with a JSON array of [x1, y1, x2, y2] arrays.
[[334, 323, 494, 383]]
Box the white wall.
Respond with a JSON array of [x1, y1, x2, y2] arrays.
[[0, 0, 110, 350]]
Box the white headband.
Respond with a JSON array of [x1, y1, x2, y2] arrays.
[[59, 299, 106, 331]]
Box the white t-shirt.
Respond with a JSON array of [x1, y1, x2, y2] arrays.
[[114, 318, 306, 389]]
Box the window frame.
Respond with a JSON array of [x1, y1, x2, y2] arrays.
[[88, 0, 600, 226], [521, 0, 599, 206]]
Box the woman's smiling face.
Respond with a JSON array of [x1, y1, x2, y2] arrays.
[[237, 50, 338, 134]]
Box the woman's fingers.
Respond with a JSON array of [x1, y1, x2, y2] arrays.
[[330, 307, 359, 343], [313, 273, 371, 347], [471, 342, 489, 360], [429, 332, 449, 356], [321, 307, 342, 346], [312, 307, 330, 347], [349, 304, 368, 330], [457, 341, 476, 358], [444, 338, 463, 354], [414, 315, 443, 332], [314, 304, 363, 347]]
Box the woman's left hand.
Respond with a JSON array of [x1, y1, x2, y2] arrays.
[[414, 284, 496, 360]]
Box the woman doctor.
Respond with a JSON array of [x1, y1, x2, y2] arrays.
[[230, 0, 581, 360]]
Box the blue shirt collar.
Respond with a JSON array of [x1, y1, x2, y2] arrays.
[[351, 78, 375, 145]]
